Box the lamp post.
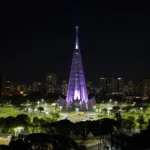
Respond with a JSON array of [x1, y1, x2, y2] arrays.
[[109, 99, 112, 105], [107, 110, 110, 117], [93, 105, 96, 113], [60, 106, 62, 113], [41, 99, 44, 103], [140, 107, 143, 112], [37, 101, 40, 106]]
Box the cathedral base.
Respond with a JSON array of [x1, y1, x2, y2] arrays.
[[59, 96, 96, 112]]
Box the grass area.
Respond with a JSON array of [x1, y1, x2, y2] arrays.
[[0, 106, 61, 122], [1, 104, 150, 129], [0, 107, 27, 118]]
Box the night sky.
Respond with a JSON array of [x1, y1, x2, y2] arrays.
[[0, 1, 149, 85]]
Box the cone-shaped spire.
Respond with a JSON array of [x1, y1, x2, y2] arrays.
[[75, 26, 79, 49], [66, 26, 89, 110]]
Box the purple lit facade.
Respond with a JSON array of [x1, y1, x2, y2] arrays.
[[66, 26, 89, 109]]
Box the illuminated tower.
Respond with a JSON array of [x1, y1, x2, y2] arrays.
[[66, 26, 88, 110]]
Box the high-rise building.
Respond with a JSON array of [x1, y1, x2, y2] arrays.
[[19, 84, 28, 94], [100, 77, 109, 94], [3, 76, 15, 95], [100, 76, 124, 95], [116, 77, 124, 93], [61, 80, 68, 95], [127, 81, 134, 94], [66, 26, 89, 109], [134, 82, 143, 96], [46, 74, 56, 93], [32, 82, 41, 92], [87, 81, 93, 94], [3, 80, 13, 95], [143, 78, 150, 97]]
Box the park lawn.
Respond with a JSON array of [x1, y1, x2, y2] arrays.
[[0, 106, 61, 123], [0, 107, 27, 118]]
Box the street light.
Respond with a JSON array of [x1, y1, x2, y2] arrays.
[[60, 106, 62, 113], [93, 106, 96, 112], [115, 101, 117, 105], [37, 101, 40, 106], [41, 99, 44, 103], [109, 99, 112, 105], [140, 107, 143, 112], [107, 110, 110, 117]]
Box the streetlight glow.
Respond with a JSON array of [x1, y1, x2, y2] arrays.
[[37, 101, 40, 105], [60, 106, 62, 113]]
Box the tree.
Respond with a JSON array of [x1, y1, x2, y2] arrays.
[[112, 106, 120, 113], [122, 106, 132, 112], [92, 119, 115, 150], [0, 116, 15, 133], [102, 108, 107, 116], [50, 112, 60, 121], [127, 116, 135, 122], [115, 112, 122, 121], [74, 122, 89, 141], [55, 120, 75, 136], [12, 114, 30, 135], [121, 119, 135, 132], [137, 115, 145, 131], [16, 114, 30, 125], [37, 107, 44, 113], [147, 119, 150, 129]]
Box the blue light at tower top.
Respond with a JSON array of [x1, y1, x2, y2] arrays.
[[75, 26, 79, 49]]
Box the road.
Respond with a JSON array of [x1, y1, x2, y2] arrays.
[[87, 143, 100, 150], [68, 114, 89, 123], [63, 113, 96, 123], [77, 140, 101, 150]]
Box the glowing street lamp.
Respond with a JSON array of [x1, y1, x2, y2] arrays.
[[37, 101, 40, 106], [41, 99, 44, 103], [109, 99, 112, 106], [115, 101, 117, 105], [107, 110, 110, 117], [60, 106, 62, 113], [140, 107, 143, 112], [93, 106, 96, 112]]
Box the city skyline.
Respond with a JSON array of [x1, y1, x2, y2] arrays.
[[0, 1, 149, 84]]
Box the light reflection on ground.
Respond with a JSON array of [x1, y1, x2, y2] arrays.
[[0, 137, 10, 145]]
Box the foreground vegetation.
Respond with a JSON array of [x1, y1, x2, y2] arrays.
[[0, 99, 150, 136]]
